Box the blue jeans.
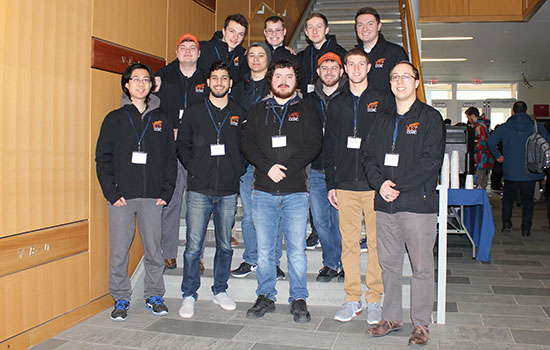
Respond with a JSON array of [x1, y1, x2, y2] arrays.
[[240, 164, 283, 266], [181, 191, 237, 299], [252, 190, 309, 302], [309, 169, 341, 271]]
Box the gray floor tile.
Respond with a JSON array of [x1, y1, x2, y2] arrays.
[[332, 331, 439, 349], [544, 306, 550, 317], [521, 272, 550, 280], [232, 325, 337, 348], [55, 324, 156, 348], [445, 276, 471, 284], [511, 329, 550, 345], [30, 339, 67, 350], [470, 276, 544, 287], [446, 292, 516, 305], [514, 295, 550, 306], [56, 341, 140, 349], [504, 250, 550, 256], [140, 333, 253, 350], [429, 324, 513, 343], [251, 344, 326, 350], [145, 318, 243, 339], [447, 284, 493, 294], [83, 307, 158, 330], [433, 301, 458, 312], [457, 302, 546, 317], [493, 286, 550, 296], [451, 269, 520, 278], [491, 259, 544, 266], [482, 314, 550, 329], [317, 318, 369, 335], [436, 313, 483, 326], [493, 240, 524, 245], [226, 310, 322, 331], [439, 340, 542, 350]]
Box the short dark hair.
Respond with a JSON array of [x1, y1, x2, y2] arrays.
[[224, 14, 248, 34], [266, 59, 300, 88], [265, 15, 285, 29], [344, 48, 369, 64], [513, 101, 528, 114], [355, 7, 381, 23], [121, 63, 156, 100], [391, 60, 419, 80], [306, 12, 328, 27], [465, 106, 480, 117], [208, 61, 231, 79]]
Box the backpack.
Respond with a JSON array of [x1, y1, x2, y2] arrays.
[[525, 120, 550, 173]]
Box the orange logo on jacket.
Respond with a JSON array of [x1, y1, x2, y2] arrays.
[[288, 112, 299, 121], [375, 58, 386, 68], [230, 115, 239, 126], [233, 56, 239, 66], [367, 101, 379, 112], [152, 120, 162, 132], [195, 83, 205, 93], [406, 122, 419, 135]]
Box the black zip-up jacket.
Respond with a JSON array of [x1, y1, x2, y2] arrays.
[[297, 35, 347, 93], [363, 99, 445, 214], [154, 59, 207, 128], [266, 42, 297, 64], [96, 94, 177, 204], [305, 75, 348, 171], [231, 73, 270, 110], [324, 85, 392, 191], [198, 31, 247, 84], [240, 93, 323, 194], [177, 98, 247, 196], [355, 33, 408, 95]]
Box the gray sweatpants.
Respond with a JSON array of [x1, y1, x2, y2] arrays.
[[376, 211, 437, 326], [108, 198, 165, 300], [161, 161, 187, 259]]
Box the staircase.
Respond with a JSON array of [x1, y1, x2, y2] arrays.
[[292, 0, 405, 51]]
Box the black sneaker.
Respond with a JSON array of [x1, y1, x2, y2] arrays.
[[145, 296, 168, 316], [502, 222, 512, 233], [522, 230, 531, 237], [290, 299, 311, 323], [246, 295, 275, 318], [316, 266, 340, 282], [338, 269, 345, 283], [306, 232, 320, 250], [110, 299, 130, 321], [231, 262, 258, 278], [276, 266, 286, 280]]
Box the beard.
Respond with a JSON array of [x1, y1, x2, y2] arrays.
[[320, 75, 339, 87], [272, 83, 297, 99], [210, 85, 230, 98]]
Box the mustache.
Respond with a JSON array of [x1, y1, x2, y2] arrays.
[[277, 84, 290, 88]]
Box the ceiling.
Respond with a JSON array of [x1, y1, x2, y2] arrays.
[[417, 0, 550, 83]]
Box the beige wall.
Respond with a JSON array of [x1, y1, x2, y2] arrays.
[[518, 81, 550, 117]]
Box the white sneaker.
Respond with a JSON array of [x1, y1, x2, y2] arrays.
[[334, 301, 362, 322], [213, 292, 237, 311], [179, 296, 195, 318]]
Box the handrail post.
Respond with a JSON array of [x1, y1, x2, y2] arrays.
[[403, 0, 426, 102]]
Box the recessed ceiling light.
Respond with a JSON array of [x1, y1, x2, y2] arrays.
[[421, 36, 473, 41], [421, 58, 467, 62]]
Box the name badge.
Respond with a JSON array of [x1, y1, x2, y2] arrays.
[[384, 153, 399, 167], [307, 84, 315, 93], [347, 136, 361, 149], [210, 144, 225, 156], [132, 151, 147, 164], [179, 109, 184, 120], [272, 135, 287, 148]]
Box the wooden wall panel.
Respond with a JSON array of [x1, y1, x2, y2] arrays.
[[93, 0, 167, 58], [216, 0, 251, 46], [0, 0, 90, 237], [470, 0, 521, 16], [419, 0, 469, 17], [0, 252, 90, 341]]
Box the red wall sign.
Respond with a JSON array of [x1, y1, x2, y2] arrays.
[[91, 37, 166, 74]]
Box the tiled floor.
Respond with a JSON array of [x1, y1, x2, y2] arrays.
[[32, 190, 550, 349]]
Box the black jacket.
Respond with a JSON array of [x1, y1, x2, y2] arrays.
[[231, 73, 270, 110], [177, 98, 247, 196], [266, 42, 297, 64], [240, 93, 323, 194], [324, 85, 392, 191], [154, 59, 207, 128], [96, 94, 177, 204], [297, 35, 347, 93], [363, 99, 445, 214], [355, 33, 408, 95], [198, 31, 247, 84], [305, 75, 348, 171]]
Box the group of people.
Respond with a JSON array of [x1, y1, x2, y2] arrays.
[[95, 7, 446, 346]]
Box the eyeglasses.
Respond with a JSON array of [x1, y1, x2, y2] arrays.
[[390, 73, 416, 82], [265, 28, 284, 35], [130, 77, 151, 84]]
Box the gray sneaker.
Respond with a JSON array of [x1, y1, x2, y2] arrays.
[[367, 302, 382, 324], [333, 301, 362, 322]]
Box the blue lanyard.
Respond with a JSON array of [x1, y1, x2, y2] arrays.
[[271, 102, 289, 135], [126, 108, 152, 152], [205, 99, 230, 143], [183, 77, 188, 108], [392, 113, 404, 151], [352, 95, 360, 136], [319, 99, 326, 127], [310, 39, 331, 82], [214, 45, 236, 67]]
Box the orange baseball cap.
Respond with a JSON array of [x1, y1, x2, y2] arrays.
[[317, 52, 342, 67], [176, 33, 199, 49]]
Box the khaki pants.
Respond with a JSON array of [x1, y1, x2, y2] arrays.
[[336, 190, 383, 303]]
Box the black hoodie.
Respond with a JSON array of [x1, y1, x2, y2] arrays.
[[231, 72, 270, 110], [198, 31, 247, 84], [265, 42, 297, 64], [355, 33, 408, 95], [297, 34, 347, 93]]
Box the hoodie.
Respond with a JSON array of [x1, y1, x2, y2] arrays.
[[198, 31, 247, 84]]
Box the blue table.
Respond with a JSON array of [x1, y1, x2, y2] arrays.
[[447, 189, 495, 262]]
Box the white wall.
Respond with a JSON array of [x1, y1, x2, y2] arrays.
[[517, 81, 550, 117]]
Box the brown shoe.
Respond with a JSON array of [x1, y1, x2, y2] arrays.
[[408, 325, 430, 345], [231, 236, 238, 247], [164, 258, 177, 269], [365, 320, 403, 337], [199, 259, 205, 275]]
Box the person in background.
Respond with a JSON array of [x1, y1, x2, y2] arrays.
[[464, 106, 494, 189]]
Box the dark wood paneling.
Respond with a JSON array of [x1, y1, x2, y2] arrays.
[[91, 37, 166, 74], [193, 0, 215, 12]]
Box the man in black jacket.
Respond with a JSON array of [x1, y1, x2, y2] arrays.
[[264, 16, 297, 64], [364, 62, 445, 346], [240, 59, 322, 323], [176, 61, 246, 319], [198, 14, 248, 85], [96, 63, 177, 322], [297, 13, 346, 93], [155, 33, 207, 270], [354, 7, 408, 94], [324, 48, 392, 325]]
